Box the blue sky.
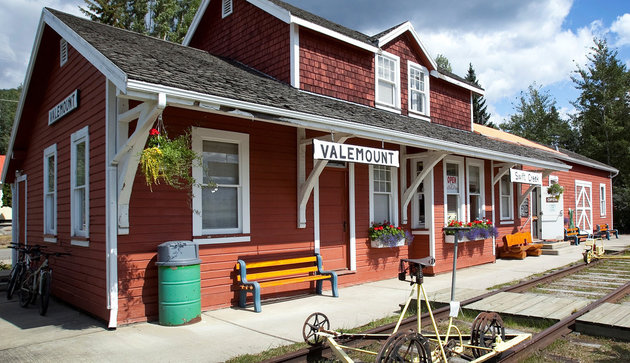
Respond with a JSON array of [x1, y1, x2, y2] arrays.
[[1, 0, 629, 125]]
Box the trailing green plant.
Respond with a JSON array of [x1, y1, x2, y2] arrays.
[[140, 127, 200, 191], [547, 183, 564, 196], [369, 222, 407, 246]]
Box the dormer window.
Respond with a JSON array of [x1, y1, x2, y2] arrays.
[[408, 61, 430, 118], [222, 0, 233, 18], [60, 39, 68, 67], [375, 53, 400, 111]]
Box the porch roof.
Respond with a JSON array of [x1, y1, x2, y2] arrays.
[[47, 9, 569, 171]]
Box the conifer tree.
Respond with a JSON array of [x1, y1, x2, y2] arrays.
[[465, 63, 494, 127]]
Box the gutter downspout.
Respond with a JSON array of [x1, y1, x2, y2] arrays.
[[106, 81, 118, 329]]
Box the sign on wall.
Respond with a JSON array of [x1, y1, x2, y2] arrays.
[[313, 139, 399, 167], [446, 176, 458, 193], [48, 89, 79, 125], [510, 168, 542, 185]]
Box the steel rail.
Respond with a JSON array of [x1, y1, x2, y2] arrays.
[[263, 250, 625, 362]]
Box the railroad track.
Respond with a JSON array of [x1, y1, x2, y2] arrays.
[[264, 249, 630, 362]]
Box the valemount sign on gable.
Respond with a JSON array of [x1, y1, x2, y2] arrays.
[[313, 139, 399, 167], [48, 89, 79, 125]]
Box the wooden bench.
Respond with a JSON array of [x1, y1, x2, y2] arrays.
[[565, 227, 590, 245], [521, 232, 543, 256], [498, 233, 527, 259], [235, 253, 338, 312], [594, 224, 618, 240]]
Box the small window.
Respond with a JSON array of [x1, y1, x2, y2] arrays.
[[222, 0, 233, 18], [370, 165, 398, 224], [445, 162, 463, 222], [408, 61, 430, 117], [467, 161, 484, 221], [60, 39, 68, 67], [414, 161, 426, 228], [192, 128, 250, 237], [71, 126, 89, 241], [375, 53, 400, 110], [500, 175, 513, 220], [600, 184, 606, 217], [43, 144, 57, 237]]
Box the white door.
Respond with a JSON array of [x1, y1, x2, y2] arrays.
[[575, 181, 592, 233], [541, 187, 564, 240]]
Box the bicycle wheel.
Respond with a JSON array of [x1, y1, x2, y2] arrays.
[[39, 271, 51, 316], [6, 263, 23, 300], [19, 276, 33, 308]]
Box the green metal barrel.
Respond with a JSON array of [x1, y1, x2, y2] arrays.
[[158, 264, 201, 326]]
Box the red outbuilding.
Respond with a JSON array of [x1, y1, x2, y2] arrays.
[[3, 0, 617, 327]]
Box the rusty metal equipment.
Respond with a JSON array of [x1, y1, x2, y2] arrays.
[[583, 238, 630, 264], [302, 241, 532, 362]]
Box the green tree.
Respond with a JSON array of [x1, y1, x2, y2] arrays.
[[571, 38, 630, 232], [465, 63, 494, 128], [501, 83, 575, 150], [0, 87, 21, 155], [435, 54, 452, 73], [81, 0, 200, 43]]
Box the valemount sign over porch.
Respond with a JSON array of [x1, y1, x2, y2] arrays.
[[313, 139, 399, 167]]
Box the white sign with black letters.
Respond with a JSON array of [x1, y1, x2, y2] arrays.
[[313, 139, 399, 167], [48, 89, 79, 125], [510, 168, 542, 186]]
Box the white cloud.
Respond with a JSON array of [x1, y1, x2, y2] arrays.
[[611, 13, 630, 46], [0, 0, 84, 89]]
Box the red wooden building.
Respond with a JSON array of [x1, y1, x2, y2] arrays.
[[3, 0, 617, 327]]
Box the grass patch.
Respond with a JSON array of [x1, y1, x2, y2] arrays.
[[486, 262, 582, 291], [0, 234, 12, 248], [523, 332, 630, 362], [0, 261, 11, 270]]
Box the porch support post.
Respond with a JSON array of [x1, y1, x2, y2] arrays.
[[297, 133, 350, 228], [517, 169, 552, 207], [492, 163, 516, 185], [113, 93, 166, 233], [401, 151, 448, 224]]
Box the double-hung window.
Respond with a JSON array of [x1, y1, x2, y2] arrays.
[[445, 160, 464, 222], [192, 128, 250, 238], [600, 183, 606, 217], [375, 53, 400, 110], [408, 61, 430, 117], [499, 175, 513, 221], [71, 126, 89, 242], [467, 160, 484, 221], [370, 165, 398, 224], [43, 144, 57, 238]]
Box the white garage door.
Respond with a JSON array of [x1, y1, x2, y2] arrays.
[[575, 181, 592, 233]]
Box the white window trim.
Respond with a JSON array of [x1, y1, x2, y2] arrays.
[[192, 127, 250, 238], [411, 159, 432, 229], [466, 158, 485, 222], [70, 126, 89, 243], [600, 183, 606, 217], [443, 157, 465, 224], [222, 0, 233, 18], [407, 60, 430, 120], [60, 38, 68, 67], [499, 174, 514, 221], [374, 52, 401, 113], [369, 164, 399, 225], [43, 144, 57, 239]]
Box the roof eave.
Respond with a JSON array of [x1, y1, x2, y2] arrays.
[[377, 22, 438, 71], [430, 70, 484, 95]]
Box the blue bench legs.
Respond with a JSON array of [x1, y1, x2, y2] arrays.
[[316, 272, 339, 298], [239, 282, 262, 313]]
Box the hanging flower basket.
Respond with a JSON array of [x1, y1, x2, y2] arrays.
[[369, 222, 408, 248], [139, 126, 202, 191], [547, 183, 564, 200]]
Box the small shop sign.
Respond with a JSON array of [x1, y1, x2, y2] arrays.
[[313, 139, 399, 167], [48, 89, 79, 125], [446, 175, 458, 192], [510, 168, 542, 185]]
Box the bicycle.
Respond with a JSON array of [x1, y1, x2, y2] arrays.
[[18, 250, 70, 315], [6, 243, 45, 300]]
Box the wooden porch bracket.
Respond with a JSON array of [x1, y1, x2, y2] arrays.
[[492, 163, 516, 185], [401, 151, 448, 224], [113, 93, 166, 233], [297, 131, 351, 228], [517, 169, 553, 207]]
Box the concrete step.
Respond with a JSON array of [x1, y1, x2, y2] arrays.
[[542, 241, 571, 250], [541, 245, 574, 255]]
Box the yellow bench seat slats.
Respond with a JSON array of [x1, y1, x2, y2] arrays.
[[238, 266, 319, 282], [240, 274, 331, 289], [235, 256, 317, 270]]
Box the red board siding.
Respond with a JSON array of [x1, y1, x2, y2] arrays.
[[13, 26, 108, 321], [299, 29, 374, 106], [431, 79, 472, 131], [188, 0, 290, 83]]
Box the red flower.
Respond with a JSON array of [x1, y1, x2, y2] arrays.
[[467, 222, 472, 227], [397, 227, 402, 230], [150, 128, 159, 136], [389, 225, 394, 229]]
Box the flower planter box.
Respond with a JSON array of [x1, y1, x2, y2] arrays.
[[370, 238, 406, 248], [444, 235, 486, 243]]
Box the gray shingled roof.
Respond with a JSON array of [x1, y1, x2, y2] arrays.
[[558, 147, 617, 172], [49, 9, 566, 167]]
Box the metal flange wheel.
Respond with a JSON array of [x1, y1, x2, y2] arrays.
[[471, 312, 506, 358], [584, 250, 593, 264], [376, 331, 431, 363], [302, 312, 330, 346]]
